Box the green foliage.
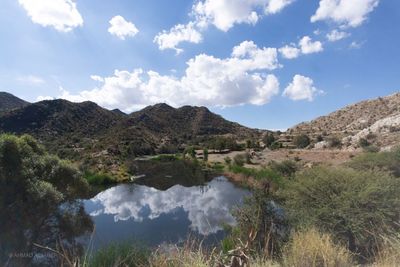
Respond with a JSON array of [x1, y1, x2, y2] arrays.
[[151, 154, 180, 162], [347, 148, 400, 177], [87, 242, 150, 267], [203, 148, 208, 162], [233, 153, 246, 166], [358, 138, 370, 148], [293, 134, 310, 149], [224, 156, 232, 165], [263, 133, 276, 148], [183, 146, 196, 159], [84, 171, 116, 186], [327, 136, 342, 148], [281, 166, 400, 258], [270, 141, 283, 150], [207, 137, 241, 151], [232, 191, 290, 257], [269, 160, 298, 177]]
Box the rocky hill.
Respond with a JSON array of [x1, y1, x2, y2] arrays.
[[288, 92, 400, 150], [0, 94, 263, 165], [0, 92, 29, 113]]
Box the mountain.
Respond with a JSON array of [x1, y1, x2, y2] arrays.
[[0, 92, 29, 113], [288, 92, 400, 149], [127, 103, 260, 138], [0, 94, 262, 165]]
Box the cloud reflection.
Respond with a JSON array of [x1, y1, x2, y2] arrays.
[[87, 177, 248, 235]]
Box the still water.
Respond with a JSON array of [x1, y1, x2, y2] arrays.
[[84, 176, 250, 250]]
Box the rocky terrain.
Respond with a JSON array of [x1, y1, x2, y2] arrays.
[[288, 92, 400, 150]]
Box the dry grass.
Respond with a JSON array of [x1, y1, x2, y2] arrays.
[[148, 240, 215, 267], [370, 236, 400, 267], [282, 228, 354, 267]]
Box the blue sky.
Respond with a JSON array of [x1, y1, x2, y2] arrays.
[[0, 0, 399, 130]]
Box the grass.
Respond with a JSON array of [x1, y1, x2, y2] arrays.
[[228, 164, 283, 185], [282, 228, 354, 267], [84, 242, 150, 267], [83, 171, 116, 185], [151, 154, 181, 162]]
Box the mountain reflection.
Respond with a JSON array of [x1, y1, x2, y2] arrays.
[[86, 177, 249, 236]]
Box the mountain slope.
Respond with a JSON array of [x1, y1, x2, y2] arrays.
[[288, 92, 400, 149], [0, 92, 29, 113], [0, 95, 262, 163]]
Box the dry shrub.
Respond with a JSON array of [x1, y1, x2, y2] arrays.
[[282, 228, 354, 267]]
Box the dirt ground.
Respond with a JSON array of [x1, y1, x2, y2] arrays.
[[207, 148, 360, 168]]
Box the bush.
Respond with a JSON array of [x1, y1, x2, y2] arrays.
[[282, 228, 354, 267], [88, 242, 150, 267], [233, 154, 246, 166], [293, 135, 310, 149], [358, 138, 370, 148], [269, 160, 298, 177], [281, 166, 400, 258], [263, 133, 276, 148], [347, 148, 400, 177], [328, 136, 342, 148], [84, 171, 116, 185], [224, 156, 232, 165]]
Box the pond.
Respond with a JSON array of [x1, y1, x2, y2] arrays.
[[84, 176, 250, 250], [1, 160, 250, 266]]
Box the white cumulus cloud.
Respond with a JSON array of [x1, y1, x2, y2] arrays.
[[299, 36, 323, 54], [153, 22, 202, 54], [59, 41, 280, 111], [108, 16, 139, 40], [283, 74, 322, 101], [311, 0, 379, 28], [278, 44, 301, 59], [18, 0, 83, 32], [155, 0, 293, 52], [326, 29, 350, 42]]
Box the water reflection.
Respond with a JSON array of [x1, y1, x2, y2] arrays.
[[84, 177, 249, 247]]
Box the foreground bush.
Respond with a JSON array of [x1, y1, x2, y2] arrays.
[[281, 166, 400, 259], [87, 242, 150, 267], [282, 228, 353, 267], [347, 147, 400, 177]]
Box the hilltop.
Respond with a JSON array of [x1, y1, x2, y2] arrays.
[[0, 92, 29, 113]]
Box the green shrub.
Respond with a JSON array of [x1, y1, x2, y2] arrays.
[[263, 133, 276, 148], [293, 135, 310, 149], [281, 166, 400, 258], [224, 156, 232, 165], [84, 171, 116, 185], [347, 148, 400, 177], [328, 136, 342, 148], [233, 154, 246, 166], [269, 160, 298, 177], [87, 242, 150, 267]]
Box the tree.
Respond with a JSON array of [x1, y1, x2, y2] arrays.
[[0, 134, 92, 265], [263, 133, 275, 147], [203, 148, 208, 162], [293, 134, 310, 148]]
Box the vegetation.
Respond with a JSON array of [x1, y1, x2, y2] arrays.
[[83, 171, 116, 185], [282, 228, 354, 267], [281, 166, 400, 258], [293, 134, 310, 148], [263, 132, 276, 148], [0, 134, 93, 265]]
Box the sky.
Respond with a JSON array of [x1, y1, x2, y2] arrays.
[[0, 0, 399, 130]]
